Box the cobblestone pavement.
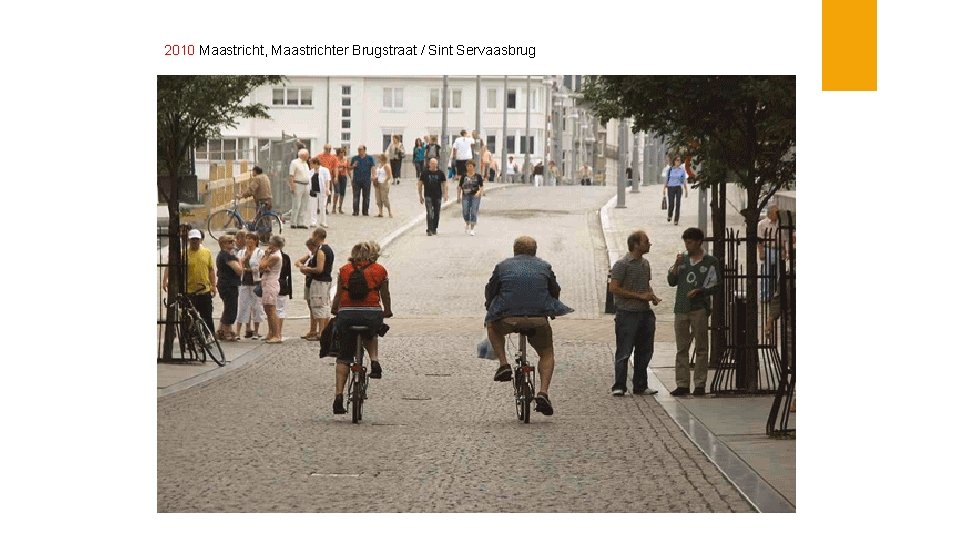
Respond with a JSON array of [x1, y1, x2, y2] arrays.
[[158, 186, 754, 512]]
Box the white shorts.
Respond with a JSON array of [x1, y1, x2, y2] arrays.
[[276, 296, 288, 319], [308, 280, 332, 319], [237, 285, 265, 323]]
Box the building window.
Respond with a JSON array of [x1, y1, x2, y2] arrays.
[[487, 88, 497, 109], [507, 89, 517, 109], [430, 88, 462, 109], [342, 85, 351, 95], [383, 87, 403, 109], [198, 138, 252, 161], [342, 108, 351, 118], [506, 136, 515, 154], [342, 119, 351, 129], [519, 136, 535, 154], [342, 96, 351, 107], [271, 87, 313, 107], [486, 135, 496, 151], [341, 132, 351, 141]]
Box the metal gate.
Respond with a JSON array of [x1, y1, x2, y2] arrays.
[[767, 211, 796, 437]]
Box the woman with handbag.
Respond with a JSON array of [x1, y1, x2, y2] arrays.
[[386, 135, 404, 184], [257, 235, 285, 344], [412, 138, 425, 181], [663, 156, 689, 226]]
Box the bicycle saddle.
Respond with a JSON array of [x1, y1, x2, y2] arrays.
[[515, 328, 537, 338], [348, 325, 371, 331]]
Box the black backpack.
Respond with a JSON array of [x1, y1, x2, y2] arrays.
[[347, 263, 369, 300]]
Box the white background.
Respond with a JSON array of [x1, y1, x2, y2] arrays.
[[2, 0, 955, 537]]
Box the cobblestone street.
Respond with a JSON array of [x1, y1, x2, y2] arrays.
[[158, 186, 754, 512]]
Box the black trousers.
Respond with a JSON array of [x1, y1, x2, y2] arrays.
[[352, 180, 371, 215], [188, 292, 216, 335], [667, 186, 682, 221], [390, 159, 401, 181], [424, 195, 442, 232]]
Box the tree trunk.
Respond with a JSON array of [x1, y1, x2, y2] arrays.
[[709, 175, 726, 368], [742, 183, 762, 392], [160, 173, 181, 360]]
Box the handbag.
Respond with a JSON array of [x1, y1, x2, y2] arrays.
[[318, 316, 340, 358], [254, 283, 263, 297], [661, 196, 667, 210]]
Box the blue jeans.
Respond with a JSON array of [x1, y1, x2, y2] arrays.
[[461, 194, 481, 224], [614, 309, 656, 391]]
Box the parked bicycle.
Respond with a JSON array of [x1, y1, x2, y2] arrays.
[[345, 325, 371, 424], [163, 289, 226, 367], [507, 330, 537, 423], [207, 194, 283, 241]]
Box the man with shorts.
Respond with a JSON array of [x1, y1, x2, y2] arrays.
[[453, 129, 474, 177], [484, 236, 574, 415]]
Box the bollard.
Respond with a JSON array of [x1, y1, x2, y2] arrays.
[[604, 272, 616, 314], [734, 291, 747, 389]]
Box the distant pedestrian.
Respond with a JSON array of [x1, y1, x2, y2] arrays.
[[300, 227, 334, 340], [258, 235, 285, 343], [505, 156, 518, 183], [424, 135, 442, 166], [308, 158, 331, 228], [663, 156, 688, 226], [453, 129, 474, 176], [579, 164, 593, 186], [350, 145, 375, 216], [215, 234, 243, 342], [418, 157, 449, 236], [667, 227, 719, 396], [480, 141, 492, 180], [608, 230, 662, 396], [412, 138, 425, 180], [457, 160, 484, 236], [236, 231, 265, 339], [288, 148, 311, 229], [276, 243, 293, 340], [238, 165, 272, 224], [386, 135, 405, 184], [374, 154, 393, 218], [533, 161, 544, 187], [758, 205, 780, 302], [333, 147, 350, 214], [315, 144, 340, 214], [547, 160, 559, 186]]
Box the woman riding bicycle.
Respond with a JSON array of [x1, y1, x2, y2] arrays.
[[330, 241, 393, 415]]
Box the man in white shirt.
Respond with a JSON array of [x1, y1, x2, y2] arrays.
[[452, 129, 475, 177], [288, 148, 311, 229]]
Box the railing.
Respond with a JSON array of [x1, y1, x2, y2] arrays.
[[766, 211, 796, 438]]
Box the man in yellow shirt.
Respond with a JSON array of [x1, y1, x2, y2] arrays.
[[186, 228, 217, 333]]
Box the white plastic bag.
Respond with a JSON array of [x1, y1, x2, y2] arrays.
[[476, 336, 497, 360]]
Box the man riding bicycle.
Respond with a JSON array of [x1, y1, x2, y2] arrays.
[[485, 236, 573, 416], [239, 165, 273, 233]]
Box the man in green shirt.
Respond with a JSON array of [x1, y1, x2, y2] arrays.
[[667, 228, 719, 396]]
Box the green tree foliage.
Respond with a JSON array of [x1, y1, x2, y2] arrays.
[[157, 75, 283, 184]]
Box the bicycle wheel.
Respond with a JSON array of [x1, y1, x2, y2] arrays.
[[351, 375, 364, 423], [194, 314, 226, 367], [189, 319, 207, 363], [253, 213, 282, 239], [208, 210, 242, 240], [520, 378, 533, 424]]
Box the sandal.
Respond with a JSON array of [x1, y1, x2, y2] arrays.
[[534, 393, 554, 416], [494, 364, 512, 382]]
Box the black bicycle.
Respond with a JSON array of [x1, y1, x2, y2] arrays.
[[508, 330, 537, 423], [345, 325, 371, 424], [207, 194, 283, 241], [163, 290, 226, 367]]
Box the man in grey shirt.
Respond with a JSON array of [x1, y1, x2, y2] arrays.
[[608, 230, 662, 396]]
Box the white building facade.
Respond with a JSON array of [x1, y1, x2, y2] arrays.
[[196, 75, 551, 180]]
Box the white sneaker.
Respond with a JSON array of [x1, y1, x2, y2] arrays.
[[469, 229, 476, 236]]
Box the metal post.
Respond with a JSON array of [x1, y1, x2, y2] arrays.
[[441, 76, 449, 176], [544, 79, 550, 185], [699, 182, 709, 233], [616, 119, 626, 208], [571, 98, 578, 185], [501, 76, 508, 181], [524, 75, 531, 184], [631, 126, 640, 193]]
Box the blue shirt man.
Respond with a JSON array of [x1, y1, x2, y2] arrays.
[[349, 145, 376, 216]]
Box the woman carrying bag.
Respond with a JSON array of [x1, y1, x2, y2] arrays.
[[387, 135, 404, 185], [663, 156, 688, 226]]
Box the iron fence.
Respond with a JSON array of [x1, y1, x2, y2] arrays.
[[767, 211, 796, 437]]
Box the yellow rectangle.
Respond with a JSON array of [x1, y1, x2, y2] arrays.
[[823, 0, 877, 91]]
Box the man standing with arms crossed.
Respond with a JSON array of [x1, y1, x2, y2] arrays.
[[288, 148, 311, 229], [608, 230, 661, 396], [350, 145, 375, 216], [418, 157, 449, 236], [667, 227, 719, 396]]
